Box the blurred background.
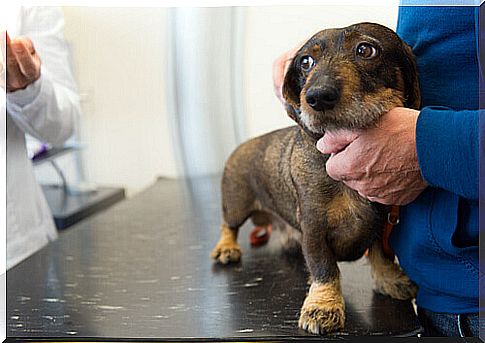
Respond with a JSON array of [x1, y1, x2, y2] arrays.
[[34, 4, 399, 199]]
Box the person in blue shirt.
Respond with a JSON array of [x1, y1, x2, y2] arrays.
[[273, 5, 480, 337]]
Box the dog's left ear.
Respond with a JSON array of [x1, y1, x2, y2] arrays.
[[400, 43, 421, 109], [283, 57, 303, 120]]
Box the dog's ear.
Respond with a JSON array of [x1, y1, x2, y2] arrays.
[[400, 43, 421, 109], [285, 103, 300, 123], [283, 57, 303, 115]]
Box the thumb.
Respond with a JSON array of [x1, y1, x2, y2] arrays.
[[316, 129, 359, 154], [325, 149, 353, 181]]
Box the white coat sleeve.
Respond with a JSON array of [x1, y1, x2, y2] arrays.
[[6, 6, 80, 147]]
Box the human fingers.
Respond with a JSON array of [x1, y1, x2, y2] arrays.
[[13, 39, 40, 80], [273, 41, 305, 104], [364, 184, 423, 206], [367, 196, 393, 205], [272, 53, 288, 103], [342, 179, 376, 197], [316, 129, 360, 155], [6, 36, 25, 91], [325, 149, 358, 182], [0, 32, 7, 89]]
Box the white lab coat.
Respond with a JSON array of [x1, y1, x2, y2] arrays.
[[2, 7, 81, 269]]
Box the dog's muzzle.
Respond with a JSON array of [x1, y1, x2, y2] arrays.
[[305, 86, 340, 111], [305, 74, 341, 112]]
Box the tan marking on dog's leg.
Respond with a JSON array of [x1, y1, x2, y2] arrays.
[[210, 223, 241, 264], [368, 243, 417, 300], [299, 278, 345, 334]]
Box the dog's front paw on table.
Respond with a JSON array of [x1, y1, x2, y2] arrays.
[[298, 281, 345, 334], [299, 304, 345, 334]]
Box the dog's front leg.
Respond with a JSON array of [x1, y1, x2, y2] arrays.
[[299, 224, 345, 334]]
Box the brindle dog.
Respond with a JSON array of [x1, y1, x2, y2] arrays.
[[211, 22, 419, 334]]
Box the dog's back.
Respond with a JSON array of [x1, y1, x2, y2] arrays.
[[222, 125, 332, 231]]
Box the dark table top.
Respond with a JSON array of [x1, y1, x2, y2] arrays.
[[7, 176, 421, 340]]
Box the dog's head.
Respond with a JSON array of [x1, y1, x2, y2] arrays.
[[283, 22, 420, 140]]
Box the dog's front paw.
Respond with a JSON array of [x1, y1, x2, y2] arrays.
[[299, 303, 345, 334], [210, 241, 241, 264], [298, 281, 345, 334]]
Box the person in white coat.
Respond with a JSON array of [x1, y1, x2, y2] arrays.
[[2, 7, 81, 269]]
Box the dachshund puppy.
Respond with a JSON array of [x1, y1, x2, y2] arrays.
[[211, 22, 419, 334]]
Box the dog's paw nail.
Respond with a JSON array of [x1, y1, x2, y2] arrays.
[[299, 305, 345, 334]]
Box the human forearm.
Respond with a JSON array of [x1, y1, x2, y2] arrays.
[[416, 106, 479, 200]]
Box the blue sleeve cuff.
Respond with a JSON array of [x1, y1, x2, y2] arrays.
[[416, 106, 479, 200]]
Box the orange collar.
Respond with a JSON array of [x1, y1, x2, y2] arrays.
[[382, 205, 399, 260]]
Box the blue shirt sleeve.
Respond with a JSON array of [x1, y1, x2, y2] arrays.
[[416, 106, 479, 201]]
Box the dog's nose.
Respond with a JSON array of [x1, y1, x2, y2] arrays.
[[305, 87, 339, 111]]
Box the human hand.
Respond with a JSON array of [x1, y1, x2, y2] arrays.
[[0, 33, 4, 90], [316, 107, 427, 205], [272, 42, 303, 104], [4, 32, 41, 92]]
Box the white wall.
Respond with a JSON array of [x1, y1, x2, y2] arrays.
[[59, 5, 398, 195], [170, 7, 243, 177], [242, 5, 399, 138], [62, 7, 178, 196]]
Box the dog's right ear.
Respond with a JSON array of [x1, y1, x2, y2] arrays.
[[282, 57, 303, 118]]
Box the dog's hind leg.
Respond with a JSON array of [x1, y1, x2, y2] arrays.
[[368, 242, 417, 300], [210, 222, 242, 264], [210, 167, 256, 264], [210, 206, 249, 265], [249, 211, 273, 247]]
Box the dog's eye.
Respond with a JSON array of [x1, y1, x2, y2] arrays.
[[356, 43, 378, 59], [299, 55, 315, 72]]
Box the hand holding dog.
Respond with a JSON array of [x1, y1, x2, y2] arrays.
[[316, 107, 427, 205], [3, 33, 41, 92], [272, 43, 303, 104]]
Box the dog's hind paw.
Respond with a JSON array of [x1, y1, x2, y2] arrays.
[[210, 242, 241, 264], [210, 224, 242, 264], [298, 281, 345, 334], [368, 244, 418, 300], [375, 272, 418, 300]]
